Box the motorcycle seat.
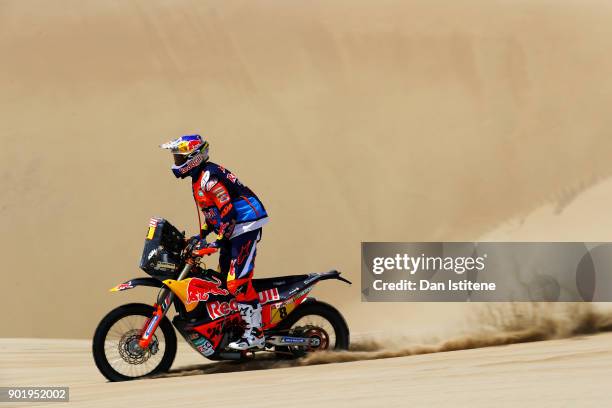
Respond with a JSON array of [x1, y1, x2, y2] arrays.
[[251, 274, 309, 292]]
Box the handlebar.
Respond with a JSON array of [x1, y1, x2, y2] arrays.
[[183, 238, 219, 261], [192, 247, 218, 257]]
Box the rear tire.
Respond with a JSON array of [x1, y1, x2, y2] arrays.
[[92, 303, 177, 382], [273, 300, 349, 357]]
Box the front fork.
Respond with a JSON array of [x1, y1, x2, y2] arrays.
[[138, 261, 194, 349]]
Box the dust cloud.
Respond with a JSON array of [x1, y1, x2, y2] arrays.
[[157, 303, 612, 378]]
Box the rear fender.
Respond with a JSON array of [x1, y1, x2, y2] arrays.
[[301, 270, 352, 288], [262, 271, 350, 330], [109, 277, 165, 292]]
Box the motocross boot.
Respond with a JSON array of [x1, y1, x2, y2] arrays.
[[228, 302, 265, 350]]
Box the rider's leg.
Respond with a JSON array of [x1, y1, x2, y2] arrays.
[[225, 229, 264, 350]]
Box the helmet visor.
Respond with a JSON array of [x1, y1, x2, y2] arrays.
[[173, 154, 188, 166]]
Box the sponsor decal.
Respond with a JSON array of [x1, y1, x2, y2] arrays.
[[272, 287, 312, 309], [219, 221, 233, 238], [186, 277, 229, 304], [204, 208, 219, 225], [196, 341, 215, 356], [211, 184, 230, 204], [282, 336, 307, 344], [205, 179, 218, 191], [192, 336, 215, 355], [227, 173, 237, 183], [259, 288, 280, 304], [111, 281, 134, 292], [193, 337, 207, 346], [146, 218, 158, 240], [233, 281, 247, 296], [268, 287, 310, 325], [178, 153, 204, 174], [200, 170, 210, 189], [206, 288, 283, 320], [207, 299, 239, 320], [191, 335, 215, 355], [295, 287, 313, 300], [144, 315, 159, 338], [304, 274, 319, 285], [220, 203, 233, 217], [148, 248, 158, 260], [236, 240, 252, 265], [156, 261, 177, 271], [175, 137, 202, 154]]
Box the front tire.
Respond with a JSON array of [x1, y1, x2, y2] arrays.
[[92, 303, 177, 382]]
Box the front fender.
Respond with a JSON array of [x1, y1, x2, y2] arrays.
[[109, 277, 165, 292]]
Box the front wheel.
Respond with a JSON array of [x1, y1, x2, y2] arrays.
[[92, 303, 177, 382], [273, 300, 350, 357]]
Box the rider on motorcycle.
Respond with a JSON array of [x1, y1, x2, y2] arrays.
[[161, 134, 269, 350]]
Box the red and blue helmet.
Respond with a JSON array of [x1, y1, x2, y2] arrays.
[[161, 134, 209, 178]]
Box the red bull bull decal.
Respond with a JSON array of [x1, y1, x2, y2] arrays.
[[109, 281, 134, 292], [186, 277, 229, 304]]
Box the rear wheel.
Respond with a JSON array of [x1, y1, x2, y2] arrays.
[[273, 300, 349, 357], [92, 303, 177, 382]]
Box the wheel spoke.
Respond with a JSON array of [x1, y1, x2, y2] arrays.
[[103, 315, 165, 378]]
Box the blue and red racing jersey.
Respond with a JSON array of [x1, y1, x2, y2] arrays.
[[191, 162, 268, 240]]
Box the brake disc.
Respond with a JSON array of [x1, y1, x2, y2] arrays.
[[118, 329, 154, 364]]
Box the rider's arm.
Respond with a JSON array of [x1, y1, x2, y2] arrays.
[[206, 178, 237, 241]]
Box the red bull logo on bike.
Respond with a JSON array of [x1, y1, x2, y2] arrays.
[[186, 277, 229, 304], [163, 276, 229, 313], [207, 298, 239, 320], [206, 288, 281, 320], [165, 278, 282, 317], [259, 288, 280, 304], [109, 281, 134, 292]]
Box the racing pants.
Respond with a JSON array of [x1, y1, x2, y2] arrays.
[[219, 228, 261, 303]]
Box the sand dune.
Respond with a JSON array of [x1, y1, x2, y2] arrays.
[[3, 0, 612, 338]]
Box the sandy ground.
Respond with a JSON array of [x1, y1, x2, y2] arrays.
[[2, 334, 612, 407]]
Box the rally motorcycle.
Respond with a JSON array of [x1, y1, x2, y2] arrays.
[[92, 218, 351, 382]]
